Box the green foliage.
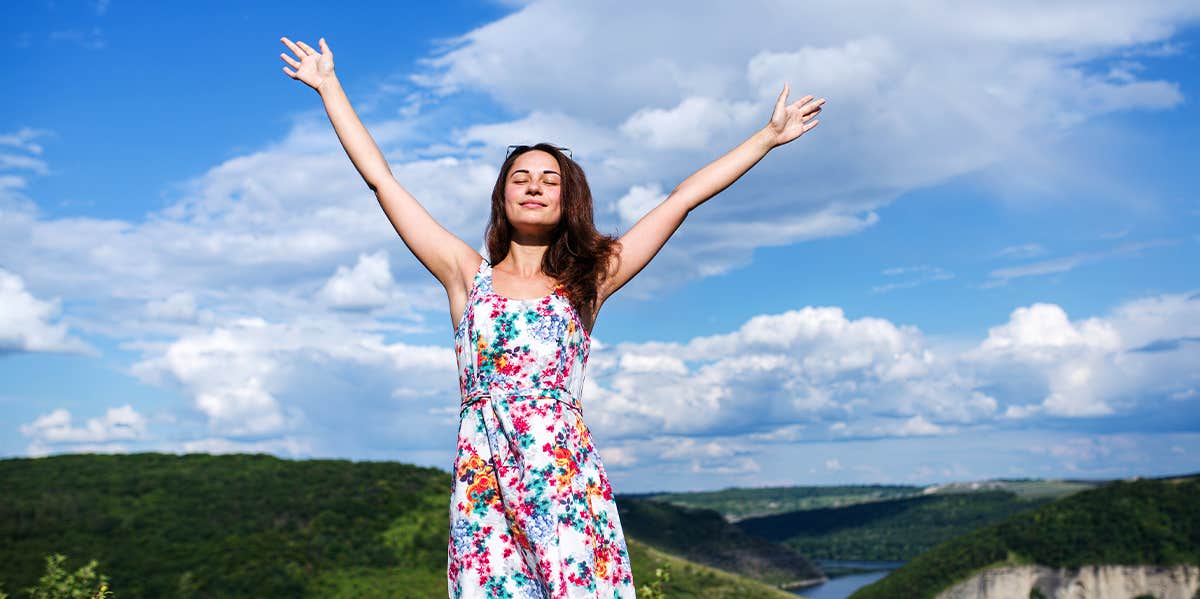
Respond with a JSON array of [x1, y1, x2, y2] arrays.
[[1029, 588, 1047, 599], [851, 476, 1200, 599], [379, 494, 446, 571], [306, 566, 447, 598], [738, 490, 1049, 560], [0, 453, 815, 599], [618, 497, 823, 585], [625, 538, 797, 599], [23, 554, 112, 599], [639, 562, 671, 599], [0, 453, 450, 597]]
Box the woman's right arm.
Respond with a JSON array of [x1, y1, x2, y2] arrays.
[[280, 37, 480, 293]]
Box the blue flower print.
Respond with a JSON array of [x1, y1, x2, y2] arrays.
[[529, 312, 568, 343]]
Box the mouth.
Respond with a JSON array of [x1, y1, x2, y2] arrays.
[[519, 201, 547, 209]]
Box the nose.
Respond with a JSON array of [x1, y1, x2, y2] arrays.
[[526, 178, 542, 194]]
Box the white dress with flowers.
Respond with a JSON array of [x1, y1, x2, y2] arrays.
[[447, 258, 636, 598]]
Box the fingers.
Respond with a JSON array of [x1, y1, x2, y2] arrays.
[[280, 37, 305, 59], [789, 95, 821, 111], [296, 40, 318, 55], [280, 52, 300, 70], [283, 66, 296, 79], [774, 84, 790, 113]]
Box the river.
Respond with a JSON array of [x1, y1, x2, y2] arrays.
[[791, 560, 906, 599]]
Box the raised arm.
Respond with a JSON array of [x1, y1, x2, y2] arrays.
[[279, 37, 480, 295], [597, 85, 824, 303]]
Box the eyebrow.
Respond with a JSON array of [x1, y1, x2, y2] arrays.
[[510, 169, 561, 177]]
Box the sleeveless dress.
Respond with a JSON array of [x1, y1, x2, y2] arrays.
[[447, 258, 637, 598]]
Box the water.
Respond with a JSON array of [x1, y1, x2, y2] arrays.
[[791, 560, 905, 599]]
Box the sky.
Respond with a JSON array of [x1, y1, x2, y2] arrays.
[[2, 0, 1199, 494]]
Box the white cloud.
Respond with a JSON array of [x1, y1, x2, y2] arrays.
[[585, 305, 995, 442], [412, 0, 1196, 291], [0, 127, 51, 155], [582, 289, 1200, 466], [973, 303, 1122, 416], [970, 292, 1200, 417], [21, 405, 149, 456], [317, 250, 401, 311], [620, 97, 759, 151], [128, 314, 459, 449], [873, 265, 955, 294], [614, 184, 666, 227], [146, 291, 198, 321], [994, 243, 1047, 260], [0, 268, 93, 355], [984, 238, 1180, 286]]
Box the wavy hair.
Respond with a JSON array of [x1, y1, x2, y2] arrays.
[[485, 143, 618, 315]]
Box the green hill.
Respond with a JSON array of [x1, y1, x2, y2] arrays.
[[0, 453, 806, 598], [629, 485, 919, 520], [616, 497, 825, 587], [737, 490, 1053, 561], [849, 474, 1200, 599]]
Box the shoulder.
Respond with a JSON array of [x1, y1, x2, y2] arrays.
[[452, 251, 487, 296]]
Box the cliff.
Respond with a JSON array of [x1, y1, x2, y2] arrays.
[[936, 564, 1200, 599]]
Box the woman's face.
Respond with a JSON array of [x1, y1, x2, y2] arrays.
[[503, 150, 563, 236]]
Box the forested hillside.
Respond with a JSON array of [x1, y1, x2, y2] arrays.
[[0, 453, 802, 598], [737, 490, 1053, 560], [632, 485, 919, 520], [616, 497, 825, 587], [849, 475, 1200, 599]]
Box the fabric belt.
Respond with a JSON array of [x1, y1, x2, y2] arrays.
[[460, 383, 583, 417]]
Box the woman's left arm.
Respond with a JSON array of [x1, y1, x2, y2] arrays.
[[597, 85, 824, 303]]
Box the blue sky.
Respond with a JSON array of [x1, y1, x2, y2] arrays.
[[2, 0, 1198, 493]]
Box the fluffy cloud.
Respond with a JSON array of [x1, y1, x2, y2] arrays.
[[583, 290, 1200, 452], [128, 313, 459, 454], [585, 305, 994, 442], [0, 268, 93, 355], [620, 97, 759, 151], [20, 405, 148, 456], [318, 250, 404, 311], [412, 0, 1196, 295]]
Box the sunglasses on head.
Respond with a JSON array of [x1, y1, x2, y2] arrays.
[[506, 145, 573, 159]]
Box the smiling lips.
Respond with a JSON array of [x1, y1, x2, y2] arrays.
[[520, 201, 546, 208]]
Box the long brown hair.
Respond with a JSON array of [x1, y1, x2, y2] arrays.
[[485, 143, 618, 316]]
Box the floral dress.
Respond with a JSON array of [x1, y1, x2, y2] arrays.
[[447, 258, 636, 598]]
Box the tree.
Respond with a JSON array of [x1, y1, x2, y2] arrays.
[[23, 554, 112, 599]]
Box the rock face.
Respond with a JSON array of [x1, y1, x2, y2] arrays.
[[936, 564, 1200, 599]]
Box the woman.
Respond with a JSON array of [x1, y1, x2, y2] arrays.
[[280, 36, 823, 598]]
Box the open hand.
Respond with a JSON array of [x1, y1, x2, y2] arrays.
[[280, 37, 335, 92], [766, 84, 824, 147]]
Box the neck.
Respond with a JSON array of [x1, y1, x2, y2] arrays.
[[502, 234, 551, 277]]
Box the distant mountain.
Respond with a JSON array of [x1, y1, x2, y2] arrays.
[[849, 474, 1200, 599], [615, 496, 826, 588], [628, 484, 920, 521], [919, 479, 1104, 500], [0, 453, 804, 598]]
